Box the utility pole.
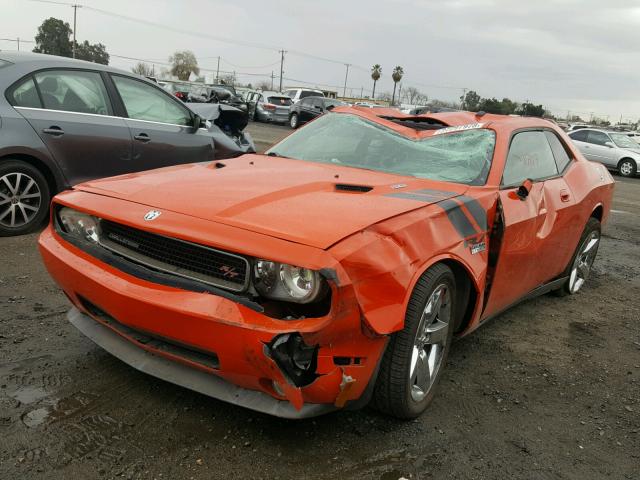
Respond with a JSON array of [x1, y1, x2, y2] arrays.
[[461, 87, 467, 109], [279, 50, 286, 92], [16, 37, 20, 51], [343, 63, 351, 98], [71, 4, 81, 59], [270, 71, 275, 90], [216, 56, 220, 83], [360, 86, 363, 99]]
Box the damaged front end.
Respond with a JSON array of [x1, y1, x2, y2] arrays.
[[187, 103, 255, 159]]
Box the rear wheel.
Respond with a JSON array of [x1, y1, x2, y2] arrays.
[[372, 263, 456, 419], [618, 158, 637, 177], [554, 217, 601, 296], [290, 113, 299, 129]]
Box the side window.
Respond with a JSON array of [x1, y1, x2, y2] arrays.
[[502, 131, 559, 186], [569, 130, 588, 142], [586, 131, 610, 146], [300, 90, 316, 99], [34, 70, 112, 115], [284, 90, 295, 98], [10, 77, 42, 108], [112, 75, 191, 126], [544, 131, 572, 173]]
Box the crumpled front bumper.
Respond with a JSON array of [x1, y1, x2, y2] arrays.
[[39, 226, 387, 418]]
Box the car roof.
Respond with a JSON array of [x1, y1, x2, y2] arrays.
[[0, 50, 131, 75]]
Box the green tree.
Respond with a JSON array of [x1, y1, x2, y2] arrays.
[[371, 64, 382, 100], [391, 66, 404, 106], [169, 51, 199, 81], [74, 41, 109, 65], [518, 102, 546, 117], [32, 17, 72, 57], [460, 90, 481, 111], [131, 62, 155, 77]]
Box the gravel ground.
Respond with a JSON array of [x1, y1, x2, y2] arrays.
[[0, 121, 638, 480]]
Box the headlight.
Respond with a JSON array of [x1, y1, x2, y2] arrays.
[[57, 207, 100, 244], [253, 259, 326, 304]]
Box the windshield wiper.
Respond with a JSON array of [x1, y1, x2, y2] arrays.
[[266, 152, 289, 158]]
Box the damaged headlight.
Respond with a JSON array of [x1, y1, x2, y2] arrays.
[[57, 207, 100, 244], [253, 260, 326, 304]]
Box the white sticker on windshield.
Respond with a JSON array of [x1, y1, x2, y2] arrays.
[[433, 123, 485, 135]]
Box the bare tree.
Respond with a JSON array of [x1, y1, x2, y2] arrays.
[[131, 62, 154, 77], [169, 50, 199, 81], [219, 73, 236, 86], [256, 80, 271, 90], [403, 86, 427, 105]]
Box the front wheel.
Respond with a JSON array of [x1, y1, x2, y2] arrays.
[[289, 113, 299, 129], [0, 160, 50, 237], [618, 158, 637, 177], [372, 263, 456, 419]]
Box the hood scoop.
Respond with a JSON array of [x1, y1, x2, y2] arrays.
[[334, 183, 373, 193]]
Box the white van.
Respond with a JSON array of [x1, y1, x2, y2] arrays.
[[283, 88, 325, 103]]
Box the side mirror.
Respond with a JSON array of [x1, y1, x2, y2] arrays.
[[604, 141, 615, 148], [516, 178, 533, 200], [192, 113, 205, 132]]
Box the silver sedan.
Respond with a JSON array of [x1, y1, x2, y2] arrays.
[[568, 128, 639, 177]]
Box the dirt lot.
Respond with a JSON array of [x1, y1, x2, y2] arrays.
[[0, 122, 638, 480]]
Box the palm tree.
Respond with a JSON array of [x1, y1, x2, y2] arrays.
[[391, 66, 404, 106], [371, 64, 382, 100]]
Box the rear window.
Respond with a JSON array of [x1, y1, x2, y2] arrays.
[[10, 76, 42, 108], [300, 90, 323, 99], [268, 96, 293, 106]]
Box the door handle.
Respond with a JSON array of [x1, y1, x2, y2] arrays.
[[134, 133, 150, 143], [560, 190, 571, 202], [43, 126, 64, 136]]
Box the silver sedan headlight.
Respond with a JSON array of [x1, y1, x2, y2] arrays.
[[253, 259, 326, 304], [57, 207, 100, 244]]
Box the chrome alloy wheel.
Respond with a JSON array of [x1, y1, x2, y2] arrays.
[[409, 283, 451, 402], [620, 160, 634, 177], [569, 230, 600, 293], [0, 172, 42, 228]]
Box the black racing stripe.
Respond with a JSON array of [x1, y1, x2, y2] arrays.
[[385, 192, 444, 202], [458, 196, 487, 231], [437, 199, 478, 238]]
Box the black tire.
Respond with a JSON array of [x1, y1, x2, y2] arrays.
[[290, 113, 299, 129], [0, 160, 50, 237], [372, 263, 457, 419], [554, 217, 601, 297], [617, 158, 637, 177]]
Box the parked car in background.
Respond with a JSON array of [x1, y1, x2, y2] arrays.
[[39, 109, 613, 419], [162, 80, 192, 102], [288, 96, 348, 128], [568, 128, 639, 177], [245, 90, 292, 123], [283, 87, 325, 102], [0, 51, 254, 236], [567, 123, 590, 132]]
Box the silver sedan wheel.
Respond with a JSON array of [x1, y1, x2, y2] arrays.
[[569, 230, 600, 293], [620, 160, 634, 177], [0, 172, 42, 228], [409, 283, 451, 402]]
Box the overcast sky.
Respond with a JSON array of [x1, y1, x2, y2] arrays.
[[1, 0, 639, 121]]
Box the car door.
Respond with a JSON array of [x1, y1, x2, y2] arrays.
[[482, 130, 561, 318], [110, 74, 214, 170], [568, 129, 591, 159], [584, 130, 617, 167], [10, 70, 133, 186], [309, 98, 323, 120], [297, 98, 312, 122]]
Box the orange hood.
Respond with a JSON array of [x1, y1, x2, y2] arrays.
[[77, 155, 466, 249]]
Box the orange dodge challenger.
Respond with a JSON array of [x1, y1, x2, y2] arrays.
[[39, 108, 614, 419]]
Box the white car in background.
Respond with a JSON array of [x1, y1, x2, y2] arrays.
[[283, 88, 325, 103], [568, 128, 639, 177]]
